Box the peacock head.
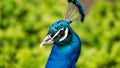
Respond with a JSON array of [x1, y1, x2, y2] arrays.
[[40, 0, 86, 47], [40, 20, 73, 47]]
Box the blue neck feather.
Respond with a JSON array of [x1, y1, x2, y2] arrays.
[[45, 31, 81, 68]]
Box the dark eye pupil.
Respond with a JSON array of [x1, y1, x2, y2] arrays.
[[60, 32, 64, 35], [59, 31, 64, 36]]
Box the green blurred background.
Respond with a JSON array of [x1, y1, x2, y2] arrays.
[[0, 0, 120, 68]]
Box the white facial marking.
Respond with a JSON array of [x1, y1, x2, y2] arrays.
[[51, 28, 64, 40], [40, 28, 64, 47], [59, 28, 68, 42]]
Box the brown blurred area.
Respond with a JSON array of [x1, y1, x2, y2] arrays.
[[79, 0, 116, 10], [79, 0, 93, 10]]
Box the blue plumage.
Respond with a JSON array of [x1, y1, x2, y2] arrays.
[[40, 0, 85, 68], [45, 20, 81, 68]]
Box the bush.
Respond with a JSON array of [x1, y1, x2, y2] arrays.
[[0, 0, 120, 68]]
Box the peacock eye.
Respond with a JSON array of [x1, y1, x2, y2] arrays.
[[58, 31, 64, 36]]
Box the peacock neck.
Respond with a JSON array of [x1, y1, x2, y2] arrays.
[[45, 32, 81, 68]]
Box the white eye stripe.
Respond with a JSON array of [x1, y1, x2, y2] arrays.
[[59, 28, 68, 42], [51, 28, 64, 40]]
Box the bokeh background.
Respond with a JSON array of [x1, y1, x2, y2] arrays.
[[0, 0, 120, 68]]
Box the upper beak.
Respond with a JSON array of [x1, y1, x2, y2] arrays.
[[40, 34, 54, 47]]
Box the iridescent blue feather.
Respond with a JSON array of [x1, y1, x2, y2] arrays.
[[40, 0, 85, 68]]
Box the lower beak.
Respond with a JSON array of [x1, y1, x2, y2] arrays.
[[40, 34, 54, 47]]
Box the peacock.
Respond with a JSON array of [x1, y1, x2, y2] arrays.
[[40, 0, 85, 68]]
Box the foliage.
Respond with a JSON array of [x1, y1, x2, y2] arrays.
[[0, 0, 120, 68]]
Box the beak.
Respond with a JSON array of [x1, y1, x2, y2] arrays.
[[40, 34, 54, 47]]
